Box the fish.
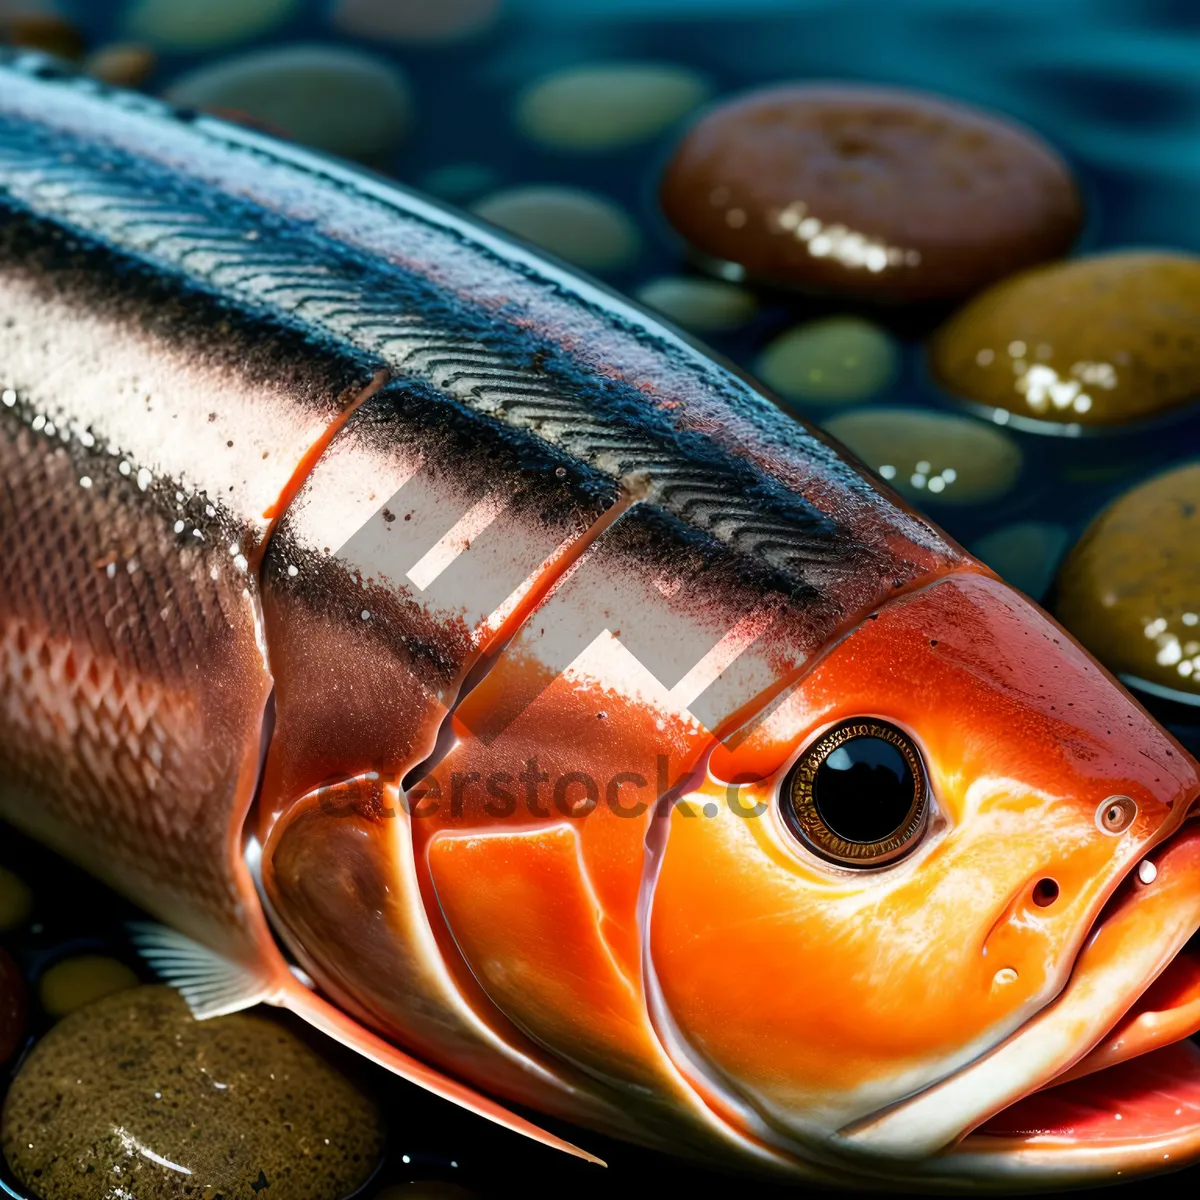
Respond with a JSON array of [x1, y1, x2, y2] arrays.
[[0, 48, 1199, 1191]]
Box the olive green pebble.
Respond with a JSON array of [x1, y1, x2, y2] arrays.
[[165, 45, 413, 162], [472, 186, 641, 273], [756, 316, 897, 404], [39, 954, 139, 1018], [823, 408, 1023, 505], [124, 0, 298, 50], [516, 63, 711, 152], [2, 986, 385, 1200], [1055, 462, 1200, 699], [0, 866, 32, 934], [635, 276, 757, 333]]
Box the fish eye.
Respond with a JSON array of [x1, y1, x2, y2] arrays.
[[781, 719, 929, 867]]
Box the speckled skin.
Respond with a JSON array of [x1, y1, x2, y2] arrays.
[[3, 52, 1200, 1192]]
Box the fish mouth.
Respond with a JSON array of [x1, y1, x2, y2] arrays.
[[842, 810, 1200, 1189]]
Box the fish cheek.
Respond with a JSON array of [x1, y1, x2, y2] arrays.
[[645, 778, 1120, 1134], [648, 796, 945, 1125]]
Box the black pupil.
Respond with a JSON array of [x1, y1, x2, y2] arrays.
[[813, 735, 915, 844]]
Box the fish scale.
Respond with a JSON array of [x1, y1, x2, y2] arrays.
[[0, 61, 942, 601], [9, 50, 1200, 1191], [0, 53, 965, 1174]]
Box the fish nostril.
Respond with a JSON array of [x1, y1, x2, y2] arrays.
[[1096, 794, 1138, 835], [1032, 877, 1060, 908]]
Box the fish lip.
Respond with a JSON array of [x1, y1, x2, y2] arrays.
[[835, 802, 1200, 1172]]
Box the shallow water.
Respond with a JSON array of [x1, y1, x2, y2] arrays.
[[3, 0, 1200, 1196]]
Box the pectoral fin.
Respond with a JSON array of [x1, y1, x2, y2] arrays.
[[132, 921, 606, 1166]]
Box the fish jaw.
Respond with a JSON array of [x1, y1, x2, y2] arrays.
[[838, 814, 1200, 1189]]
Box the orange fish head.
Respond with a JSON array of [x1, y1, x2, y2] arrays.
[[662, 571, 1200, 1188]]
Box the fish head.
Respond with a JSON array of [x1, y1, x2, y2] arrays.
[[654, 570, 1200, 1188]]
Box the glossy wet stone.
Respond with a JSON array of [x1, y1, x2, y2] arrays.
[[635, 276, 757, 333], [124, 0, 298, 50], [472, 185, 640, 272], [822, 408, 1022, 505], [660, 83, 1081, 302], [330, 0, 500, 43], [930, 251, 1200, 427], [39, 954, 139, 1018], [2, 986, 385, 1200], [756, 316, 897, 404], [971, 521, 1070, 603], [1055, 463, 1200, 700], [517, 63, 710, 151], [0, 947, 25, 1065], [0, 866, 32, 935], [165, 44, 413, 162]]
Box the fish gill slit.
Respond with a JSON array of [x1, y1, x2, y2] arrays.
[[231, 368, 390, 976], [250, 367, 389, 571], [634, 739, 821, 1169]]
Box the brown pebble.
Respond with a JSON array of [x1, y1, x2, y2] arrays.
[[1, 986, 385, 1200], [1055, 463, 1200, 700], [930, 251, 1200, 426], [1, 13, 85, 60], [0, 947, 26, 1064], [83, 41, 156, 88], [659, 83, 1081, 303]]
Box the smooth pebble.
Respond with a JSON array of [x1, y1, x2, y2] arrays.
[[971, 521, 1070, 602], [124, 0, 298, 50], [0, 866, 32, 934], [2, 986, 385, 1200], [636, 276, 757, 333], [930, 251, 1200, 427], [517, 63, 710, 152], [823, 408, 1022, 505], [1, 12, 84, 59], [166, 44, 412, 162], [0, 948, 25, 1064], [472, 185, 639, 272], [756, 316, 897, 403], [660, 83, 1080, 302], [39, 955, 139, 1018], [1055, 463, 1200, 700], [84, 42, 156, 88], [330, 0, 499, 43]]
